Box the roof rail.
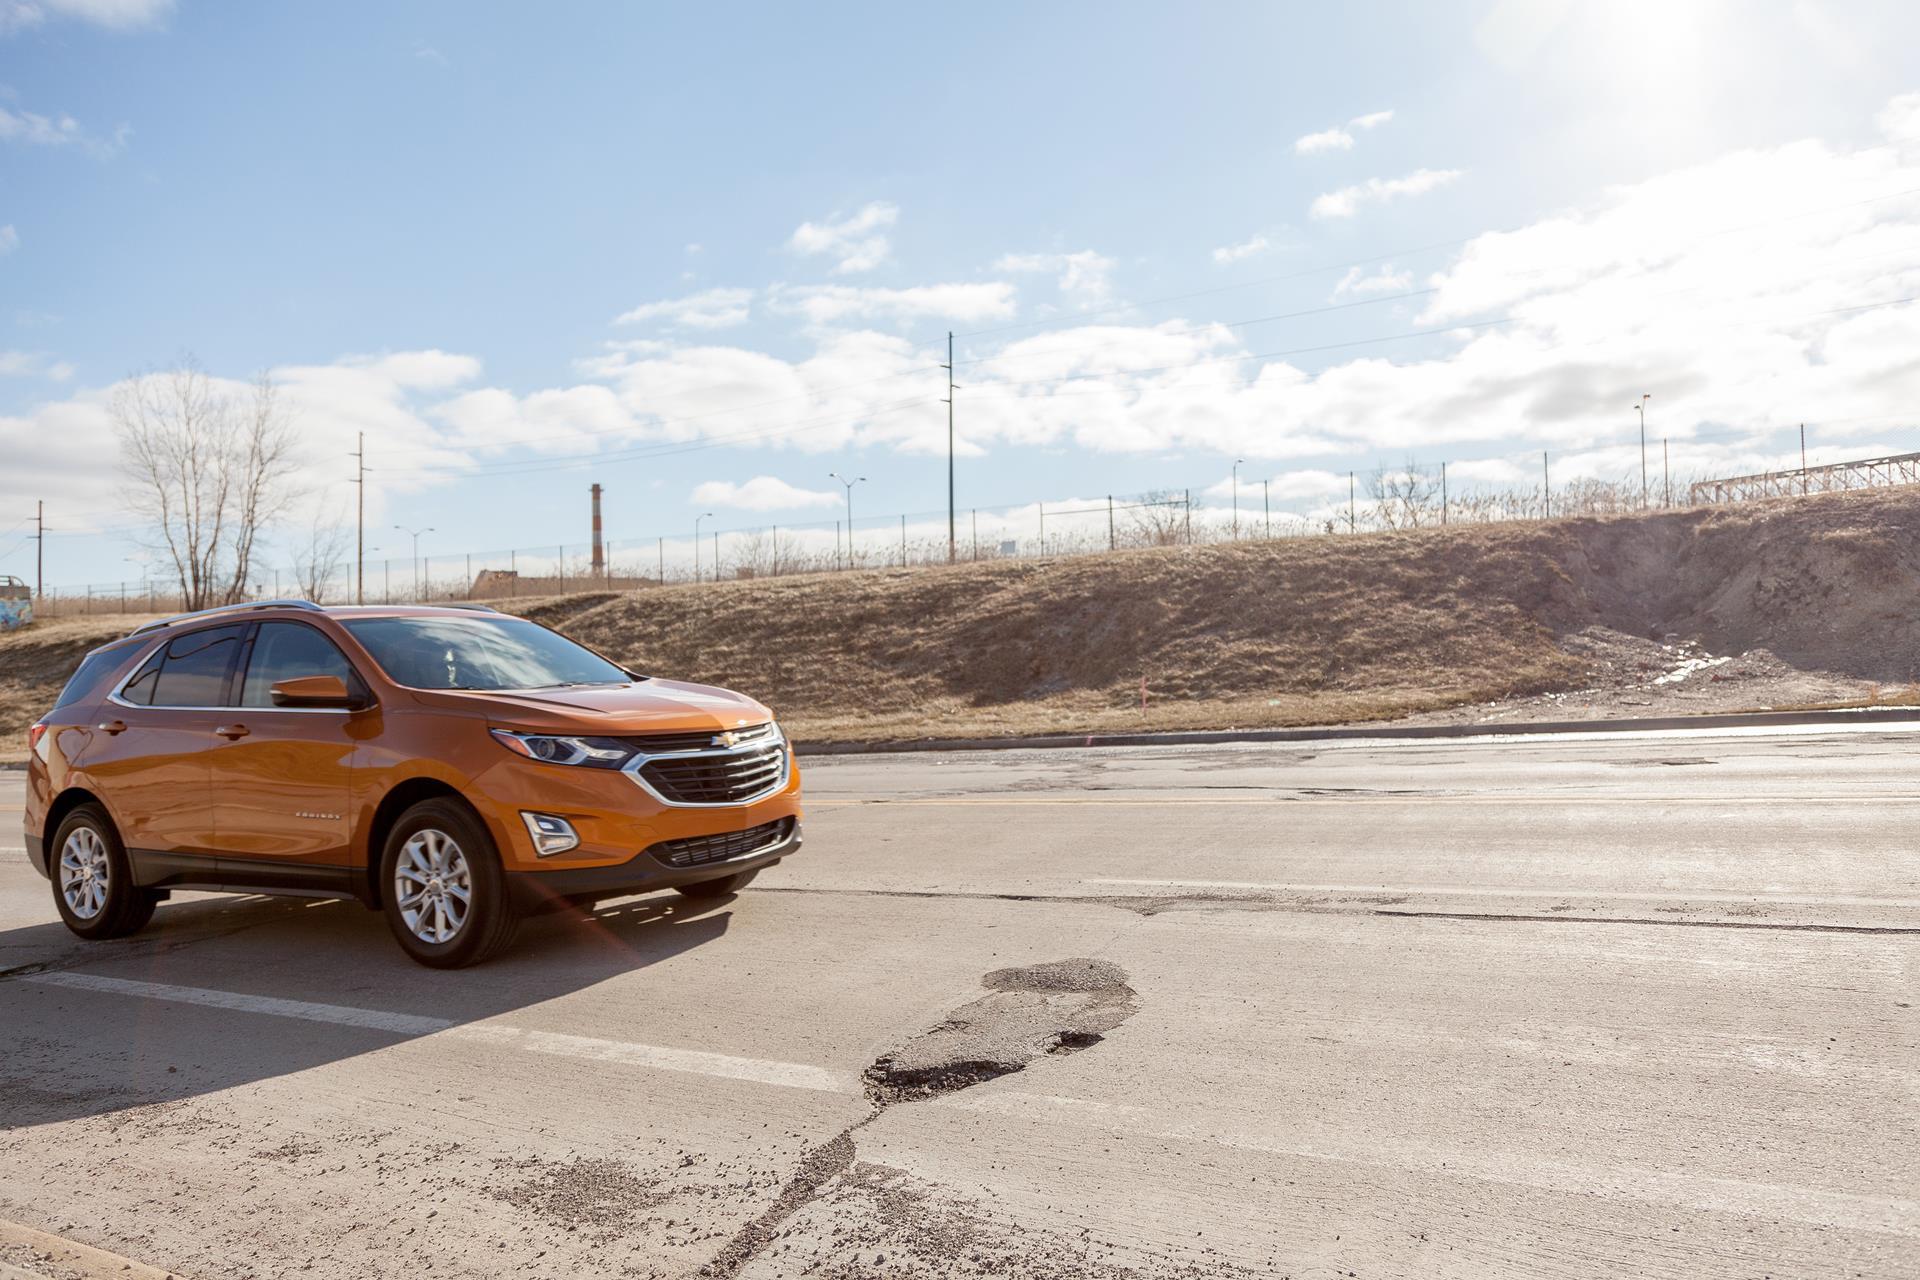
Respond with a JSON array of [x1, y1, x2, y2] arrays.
[[438, 602, 502, 614], [129, 598, 325, 637]]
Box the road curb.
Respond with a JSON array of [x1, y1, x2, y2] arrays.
[[792, 705, 1920, 757], [0, 1219, 180, 1279]]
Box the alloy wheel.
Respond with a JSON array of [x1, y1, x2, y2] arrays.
[[394, 828, 472, 944], [59, 826, 110, 920]]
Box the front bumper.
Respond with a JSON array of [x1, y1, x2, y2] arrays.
[[505, 818, 802, 909]]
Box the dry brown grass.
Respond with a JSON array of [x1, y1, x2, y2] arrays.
[[9, 485, 1920, 757]]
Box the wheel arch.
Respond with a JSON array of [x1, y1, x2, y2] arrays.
[[44, 786, 113, 852], [361, 778, 483, 908]]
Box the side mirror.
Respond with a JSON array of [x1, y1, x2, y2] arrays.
[[270, 674, 356, 708]]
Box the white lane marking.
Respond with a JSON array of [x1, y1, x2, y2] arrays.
[[25, 972, 852, 1094], [1086, 878, 1920, 907], [944, 1091, 1920, 1237]]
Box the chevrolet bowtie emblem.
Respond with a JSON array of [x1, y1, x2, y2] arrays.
[[712, 730, 740, 748]]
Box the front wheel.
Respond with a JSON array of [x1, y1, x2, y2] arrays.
[[673, 867, 760, 900], [379, 798, 518, 968], [50, 804, 156, 940]]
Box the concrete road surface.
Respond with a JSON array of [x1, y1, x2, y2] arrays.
[[1, 727, 1915, 1279]]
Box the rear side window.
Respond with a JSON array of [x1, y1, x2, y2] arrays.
[[53, 641, 144, 712], [140, 624, 246, 708], [240, 622, 358, 707]]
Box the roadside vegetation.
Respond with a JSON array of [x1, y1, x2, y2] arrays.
[[6, 485, 1918, 758]]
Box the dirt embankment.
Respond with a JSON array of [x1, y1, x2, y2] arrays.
[[5, 486, 1918, 755]]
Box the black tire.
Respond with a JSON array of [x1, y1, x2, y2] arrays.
[[49, 803, 156, 940], [378, 798, 518, 969], [673, 867, 760, 899]]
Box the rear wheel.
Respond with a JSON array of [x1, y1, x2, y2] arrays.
[[673, 867, 760, 899], [379, 798, 518, 968], [50, 804, 156, 940]]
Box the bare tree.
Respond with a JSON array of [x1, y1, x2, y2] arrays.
[[1125, 491, 1189, 547], [115, 358, 300, 611], [1369, 459, 1441, 530], [289, 510, 352, 603]]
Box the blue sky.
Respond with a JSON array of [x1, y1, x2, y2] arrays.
[[8, 1, 1920, 589]]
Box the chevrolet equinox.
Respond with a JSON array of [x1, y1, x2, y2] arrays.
[[24, 600, 803, 967]]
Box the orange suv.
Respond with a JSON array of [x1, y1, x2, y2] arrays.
[[24, 601, 802, 967]]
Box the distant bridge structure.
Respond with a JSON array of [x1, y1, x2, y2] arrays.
[[1688, 450, 1920, 505]]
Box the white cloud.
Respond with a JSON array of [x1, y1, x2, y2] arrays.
[[787, 201, 899, 274], [1333, 264, 1414, 296], [1212, 233, 1272, 265], [1293, 127, 1353, 155], [1293, 109, 1395, 156], [1880, 92, 1920, 146], [0, 224, 16, 254], [0, 103, 126, 156], [992, 251, 1114, 305], [690, 476, 841, 512], [1, 0, 170, 31], [613, 287, 754, 330], [767, 282, 1016, 328], [1311, 168, 1463, 219], [0, 349, 70, 379]]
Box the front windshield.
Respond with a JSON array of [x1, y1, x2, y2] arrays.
[[342, 616, 631, 691]]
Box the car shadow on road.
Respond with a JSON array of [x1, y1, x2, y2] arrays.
[[0, 887, 736, 1130]]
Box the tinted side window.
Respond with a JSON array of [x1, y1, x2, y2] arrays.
[[118, 648, 165, 706], [240, 623, 357, 707], [55, 641, 144, 711], [149, 625, 245, 708]]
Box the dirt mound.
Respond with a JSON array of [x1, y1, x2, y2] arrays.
[[4, 487, 1917, 755]]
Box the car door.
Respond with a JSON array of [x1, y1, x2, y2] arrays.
[[83, 623, 245, 863], [208, 620, 366, 878]]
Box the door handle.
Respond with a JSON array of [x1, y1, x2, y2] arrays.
[[96, 719, 127, 735], [215, 724, 250, 740]]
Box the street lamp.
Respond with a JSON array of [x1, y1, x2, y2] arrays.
[[393, 525, 433, 601], [830, 472, 866, 571], [1633, 394, 1651, 508], [694, 512, 714, 582], [1231, 459, 1245, 539]]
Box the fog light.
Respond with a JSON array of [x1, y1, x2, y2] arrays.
[[520, 812, 579, 857]]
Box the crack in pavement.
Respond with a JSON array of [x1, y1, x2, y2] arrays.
[[702, 957, 1139, 1279]]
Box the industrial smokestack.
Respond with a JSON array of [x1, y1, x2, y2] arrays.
[[590, 483, 605, 577]]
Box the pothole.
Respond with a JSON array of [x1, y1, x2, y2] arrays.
[[863, 956, 1139, 1105], [705, 956, 1138, 1277]]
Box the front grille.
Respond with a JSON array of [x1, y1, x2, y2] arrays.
[[616, 723, 777, 756], [649, 818, 793, 868], [638, 741, 786, 804]]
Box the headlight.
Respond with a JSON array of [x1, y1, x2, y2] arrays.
[[491, 730, 634, 769]]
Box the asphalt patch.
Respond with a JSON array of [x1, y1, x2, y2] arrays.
[[705, 956, 1138, 1277], [863, 956, 1139, 1105]]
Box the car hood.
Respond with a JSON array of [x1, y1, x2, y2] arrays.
[[416, 678, 772, 734]]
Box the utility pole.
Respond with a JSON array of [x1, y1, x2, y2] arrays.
[[1663, 439, 1670, 507], [34, 499, 43, 599], [943, 332, 956, 563], [1108, 495, 1115, 551], [1543, 451, 1551, 519], [830, 473, 864, 571], [713, 530, 719, 582], [657, 536, 663, 584], [1231, 459, 1244, 539], [1800, 423, 1809, 494], [352, 433, 365, 605], [1348, 471, 1356, 533], [1440, 461, 1448, 526], [1263, 480, 1270, 537], [1184, 489, 1191, 544], [1634, 394, 1651, 508]]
